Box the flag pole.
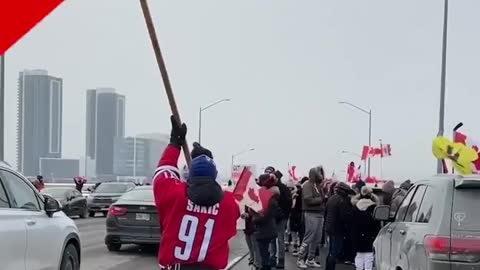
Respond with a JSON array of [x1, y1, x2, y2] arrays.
[[139, 0, 191, 167]]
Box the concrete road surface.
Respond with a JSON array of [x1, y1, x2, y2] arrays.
[[74, 216, 248, 270]]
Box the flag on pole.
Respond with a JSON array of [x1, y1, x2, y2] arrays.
[[288, 165, 298, 182], [381, 144, 392, 157], [232, 167, 273, 213]]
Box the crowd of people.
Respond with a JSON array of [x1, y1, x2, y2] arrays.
[[242, 166, 413, 270]]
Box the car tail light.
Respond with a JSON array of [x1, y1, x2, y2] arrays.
[[424, 235, 480, 263], [108, 206, 127, 217]]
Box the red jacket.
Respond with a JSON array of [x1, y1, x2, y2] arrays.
[[153, 145, 239, 269]]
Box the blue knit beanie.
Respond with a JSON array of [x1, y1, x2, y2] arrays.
[[189, 155, 217, 181]]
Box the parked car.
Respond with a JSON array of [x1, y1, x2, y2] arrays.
[[373, 174, 480, 270], [105, 185, 160, 251], [42, 187, 88, 218], [0, 161, 81, 270], [87, 182, 135, 217]]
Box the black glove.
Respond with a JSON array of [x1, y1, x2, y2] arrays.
[[169, 115, 187, 148], [191, 142, 213, 159]]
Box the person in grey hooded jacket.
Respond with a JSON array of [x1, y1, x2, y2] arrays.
[[297, 166, 326, 268], [390, 180, 412, 214]]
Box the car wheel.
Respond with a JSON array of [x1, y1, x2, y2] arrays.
[[60, 243, 80, 270], [79, 208, 88, 219], [107, 243, 121, 252], [102, 211, 108, 217], [88, 211, 95, 218]]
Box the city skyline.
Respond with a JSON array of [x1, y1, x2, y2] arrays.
[[14, 70, 170, 179]]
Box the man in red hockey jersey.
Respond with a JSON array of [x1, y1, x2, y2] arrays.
[[153, 116, 240, 270]]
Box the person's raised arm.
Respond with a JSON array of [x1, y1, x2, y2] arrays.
[[153, 116, 187, 198]]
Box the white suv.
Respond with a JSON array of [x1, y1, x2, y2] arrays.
[[0, 161, 81, 270]]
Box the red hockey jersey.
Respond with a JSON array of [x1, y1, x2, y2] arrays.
[[153, 145, 240, 269]]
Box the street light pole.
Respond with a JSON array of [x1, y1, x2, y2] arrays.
[[198, 98, 230, 144], [437, 0, 448, 173], [339, 101, 372, 177]]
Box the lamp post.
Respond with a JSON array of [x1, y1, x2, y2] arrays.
[[198, 98, 230, 144], [437, 0, 448, 173], [339, 101, 372, 177], [231, 148, 255, 179]]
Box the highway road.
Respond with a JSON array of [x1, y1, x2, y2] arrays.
[[75, 216, 353, 270], [74, 216, 249, 270]]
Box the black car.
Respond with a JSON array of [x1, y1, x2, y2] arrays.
[[87, 182, 136, 217], [41, 187, 88, 218], [105, 186, 160, 251]]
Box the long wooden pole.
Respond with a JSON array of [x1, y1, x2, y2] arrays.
[[139, 0, 191, 167]]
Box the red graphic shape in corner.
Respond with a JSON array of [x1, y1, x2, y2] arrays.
[[0, 0, 64, 54]]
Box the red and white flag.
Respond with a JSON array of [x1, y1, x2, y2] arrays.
[[381, 144, 392, 157], [361, 146, 378, 160], [361, 145, 391, 160], [288, 165, 298, 182], [232, 167, 273, 213]]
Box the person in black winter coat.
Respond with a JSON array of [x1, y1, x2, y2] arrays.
[[252, 179, 281, 270], [325, 182, 356, 270], [268, 169, 292, 269], [350, 186, 382, 270], [289, 182, 303, 256]]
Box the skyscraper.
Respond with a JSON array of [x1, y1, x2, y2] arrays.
[[85, 88, 125, 176], [17, 69, 63, 176]]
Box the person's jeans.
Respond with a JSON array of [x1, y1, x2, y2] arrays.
[[257, 238, 273, 270], [245, 233, 261, 268], [269, 218, 288, 263], [326, 235, 344, 270], [300, 212, 324, 261], [355, 252, 374, 270]]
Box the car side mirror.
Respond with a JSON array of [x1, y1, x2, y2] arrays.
[[373, 205, 391, 221], [44, 195, 61, 217]]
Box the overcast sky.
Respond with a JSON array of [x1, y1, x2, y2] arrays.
[[4, 0, 480, 181]]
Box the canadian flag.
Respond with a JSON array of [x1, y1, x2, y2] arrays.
[[361, 146, 377, 160], [288, 165, 298, 182], [361, 145, 392, 160], [232, 167, 273, 213], [454, 131, 480, 172]]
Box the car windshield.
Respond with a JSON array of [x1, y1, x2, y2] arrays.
[[42, 188, 68, 199], [94, 183, 129, 193], [119, 189, 153, 202]]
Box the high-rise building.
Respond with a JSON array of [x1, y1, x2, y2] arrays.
[[85, 88, 125, 176], [113, 134, 168, 177], [17, 69, 62, 176]]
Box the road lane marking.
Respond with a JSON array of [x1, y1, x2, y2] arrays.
[[226, 252, 249, 270]]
